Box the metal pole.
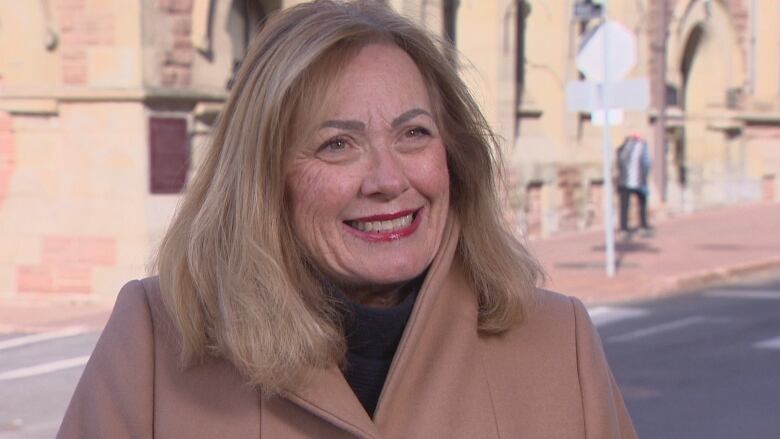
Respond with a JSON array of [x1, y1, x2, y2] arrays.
[[601, 0, 616, 277], [654, 0, 668, 203]]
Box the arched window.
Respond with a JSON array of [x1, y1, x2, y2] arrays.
[[679, 24, 704, 110], [226, 0, 266, 88], [225, 0, 282, 89]]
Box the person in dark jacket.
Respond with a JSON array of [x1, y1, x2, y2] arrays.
[[617, 133, 652, 236]]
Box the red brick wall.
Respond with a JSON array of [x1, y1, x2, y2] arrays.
[[745, 125, 780, 201], [586, 179, 604, 228], [157, 0, 194, 87], [557, 166, 582, 232], [524, 182, 543, 238], [17, 236, 117, 294], [55, 0, 116, 85]]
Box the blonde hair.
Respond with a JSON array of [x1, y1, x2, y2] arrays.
[[155, 0, 543, 395]]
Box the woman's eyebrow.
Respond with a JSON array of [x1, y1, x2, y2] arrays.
[[391, 108, 431, 128], [319, 108, 432, 131], [320, 120, 365, 130]]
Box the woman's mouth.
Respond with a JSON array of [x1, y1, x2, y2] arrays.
[[344, 209, 421, 241]]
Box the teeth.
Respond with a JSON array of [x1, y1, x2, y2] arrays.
[[350, 213, 414, 233]]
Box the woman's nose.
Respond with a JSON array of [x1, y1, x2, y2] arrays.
[[360, 147, 410, 200]]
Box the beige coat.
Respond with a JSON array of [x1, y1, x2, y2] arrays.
[[58, 224, 637, 438]]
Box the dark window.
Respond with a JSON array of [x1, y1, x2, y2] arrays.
[[666, 83, 679, 107], [443, 0, 459, 64], [149, 117, 189, 194], [515, 0, 533, 135], [226, 0, 271, 89], [516, 0, 529, 107], [443, 0, 458, 45]]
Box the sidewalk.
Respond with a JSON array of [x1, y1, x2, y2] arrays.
[[530, 201, 780, 304], [0, 295, 114, 334], [2, 202, 779, 334]]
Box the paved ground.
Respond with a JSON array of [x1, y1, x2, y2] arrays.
[[0, 297, 111, 335], [531, 201, 780, 304], [598, 273, 780, 439], [0, 331, 98, 439]]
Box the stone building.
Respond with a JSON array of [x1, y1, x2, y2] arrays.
[[502, 0, 780, 236], [1, 0, 778, 297]]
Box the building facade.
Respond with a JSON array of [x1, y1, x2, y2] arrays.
[[1, 0, 778, 297]]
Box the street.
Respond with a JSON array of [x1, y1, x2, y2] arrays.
[[598, 274, 780, 438], [1, 274, 779, 438], [0, 330, 98, 438]]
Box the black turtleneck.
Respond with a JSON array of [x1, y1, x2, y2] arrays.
[[335, 279, 421, 418]]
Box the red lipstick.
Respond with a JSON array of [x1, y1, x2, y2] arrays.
[[349, 209, 416, 222], [343, 209, 422, 242]]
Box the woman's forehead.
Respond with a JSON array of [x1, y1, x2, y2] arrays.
[[317, 46, 432, 120]]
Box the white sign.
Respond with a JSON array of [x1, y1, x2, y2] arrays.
[[576, 21, 637, 81], [565, 78, 650, 112], [590, 109, 624, 126]]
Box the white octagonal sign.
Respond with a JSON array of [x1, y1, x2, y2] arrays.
[[576, 20, 637, 81]]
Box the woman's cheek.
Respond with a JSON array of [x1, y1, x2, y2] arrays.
[[288, 163, 353, 235]]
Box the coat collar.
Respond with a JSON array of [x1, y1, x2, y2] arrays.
[[276, 217, 500, 438]]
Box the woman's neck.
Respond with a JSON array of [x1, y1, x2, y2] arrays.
[[334, 269, 428, 308], [342, 282, 410, 308]]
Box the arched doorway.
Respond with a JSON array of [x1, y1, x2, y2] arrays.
[[226, 0, 280, 88], [672, 0, 746, 206]]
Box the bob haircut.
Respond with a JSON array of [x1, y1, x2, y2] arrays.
[[156, 0, 543, 395]]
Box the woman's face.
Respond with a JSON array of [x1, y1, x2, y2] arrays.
[[286, 43, 450, 297]]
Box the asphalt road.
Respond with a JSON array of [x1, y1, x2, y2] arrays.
[[598, 274, 780, 439], [1, 274, 778, 438], [0, 330, 98, 439]]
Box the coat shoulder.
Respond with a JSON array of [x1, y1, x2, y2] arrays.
[[481, 288, 585, 361], [478, 288, 637, 438], [521, 287, 587, 334], [532, 287, 581, 313], [127, 276, 177, 339], [104, 276, 165, 323], [137, 275, 165, 314], [57, 278, 158, 438]]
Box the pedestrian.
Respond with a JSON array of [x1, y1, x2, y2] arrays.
[[617, 133, 652, 237], [58, 1, 636, 437]]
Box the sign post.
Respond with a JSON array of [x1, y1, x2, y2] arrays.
[[599, 12, 616, 278], [567, 5, 647, 277]]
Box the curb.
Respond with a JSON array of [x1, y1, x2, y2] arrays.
[[654, 256, 780, 297], [581, 256, 780, 307]]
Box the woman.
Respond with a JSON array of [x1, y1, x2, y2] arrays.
[[59, 1, 636, 437]]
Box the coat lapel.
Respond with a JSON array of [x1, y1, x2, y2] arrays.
[[279, 365, 381, 438], [264, 217, 499, 438], [373, 219, 499, 438]]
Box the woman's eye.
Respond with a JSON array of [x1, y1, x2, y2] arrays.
[[315, 136, 358, 162], [320, 137, 348, 152], [405, 127, 430, 138]]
